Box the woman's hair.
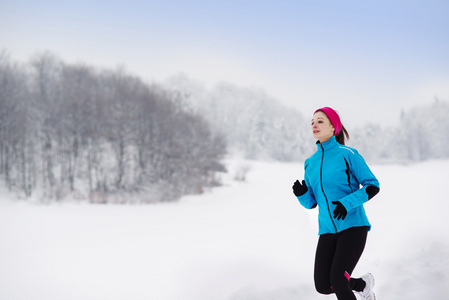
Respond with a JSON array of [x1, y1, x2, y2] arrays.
[[336, 124, 349, 145]]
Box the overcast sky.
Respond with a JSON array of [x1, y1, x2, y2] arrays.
[[1, 0, 448, 127]]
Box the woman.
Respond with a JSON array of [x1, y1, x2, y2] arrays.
[[292, 107, 379, 300]]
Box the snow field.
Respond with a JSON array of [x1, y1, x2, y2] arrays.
[[1, 159, 448, 300]]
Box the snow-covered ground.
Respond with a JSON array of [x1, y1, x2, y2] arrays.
[[1, 158, 448, 300]]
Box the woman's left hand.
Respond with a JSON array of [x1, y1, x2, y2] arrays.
[[332, 201, 347, 220]]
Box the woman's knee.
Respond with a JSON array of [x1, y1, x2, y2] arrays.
[[314, 280, 333, 295]]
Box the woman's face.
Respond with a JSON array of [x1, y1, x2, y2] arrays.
[[312, 111, 335, 143]]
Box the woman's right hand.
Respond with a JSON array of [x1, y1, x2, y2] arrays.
[[292, 180, 308, 197]]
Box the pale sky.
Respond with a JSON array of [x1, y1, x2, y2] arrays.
[[1, 0, 448, 127]]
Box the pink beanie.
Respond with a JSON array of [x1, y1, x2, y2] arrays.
[[314, 107, 342, 136]]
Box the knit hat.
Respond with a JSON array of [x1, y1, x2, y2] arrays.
[[314, 107, 342, 136]]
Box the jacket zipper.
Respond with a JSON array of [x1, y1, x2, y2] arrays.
[[319, 142, 338, 233]]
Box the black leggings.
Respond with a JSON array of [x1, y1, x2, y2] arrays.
[[314, 226, 368, 300]]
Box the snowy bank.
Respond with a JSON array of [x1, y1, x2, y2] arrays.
[[1, 159, 448, 300]]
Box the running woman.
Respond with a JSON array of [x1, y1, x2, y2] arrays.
[[292, 107, 379, 300]]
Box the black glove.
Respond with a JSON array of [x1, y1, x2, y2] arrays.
[[332, 201, 347, 220], [292, 180, 308, 197]]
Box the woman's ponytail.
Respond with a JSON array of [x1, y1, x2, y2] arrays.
[[336, 124, 349, 145]]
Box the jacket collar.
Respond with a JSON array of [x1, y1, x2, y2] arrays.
[[316, 135, 339, 151]]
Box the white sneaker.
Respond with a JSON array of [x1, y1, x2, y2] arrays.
[[359, 273, 376, 300]]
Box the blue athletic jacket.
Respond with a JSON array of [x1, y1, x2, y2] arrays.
[[297, 136, 380, 235]]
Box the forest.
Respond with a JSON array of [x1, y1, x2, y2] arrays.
[[0, 52, 226, 202], [1, 51, 448, 202]]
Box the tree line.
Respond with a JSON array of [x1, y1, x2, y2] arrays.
[[0, 51, 226, 202], [166, 75, 449, 164]]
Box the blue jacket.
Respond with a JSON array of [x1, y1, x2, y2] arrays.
[[297, 136, 380, 235]]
